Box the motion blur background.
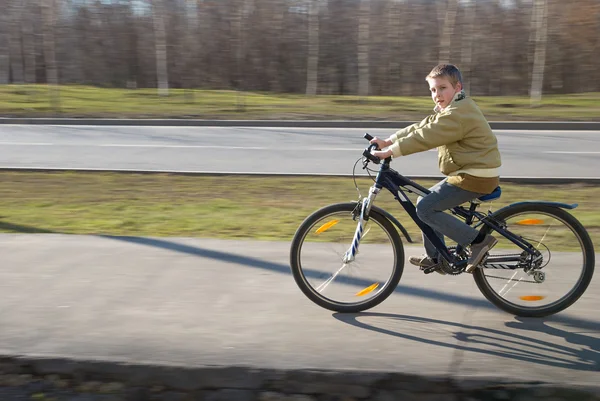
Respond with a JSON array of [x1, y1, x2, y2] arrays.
[[1, 0, 598, 102]]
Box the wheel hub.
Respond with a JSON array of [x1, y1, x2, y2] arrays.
[[532, 271, 545, 283]]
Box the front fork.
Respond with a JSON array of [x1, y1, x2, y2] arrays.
[[343, 185, 380, 263]]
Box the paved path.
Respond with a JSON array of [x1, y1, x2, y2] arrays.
[[1, 234, 598, 387], [1, 125, 599, 178]]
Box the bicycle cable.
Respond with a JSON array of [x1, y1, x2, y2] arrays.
[[351, 155, 379, 199], [352, 157, 363, 198]]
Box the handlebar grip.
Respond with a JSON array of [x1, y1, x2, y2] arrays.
[[363, 133, 374, 141], [363, 144, 381, 164]]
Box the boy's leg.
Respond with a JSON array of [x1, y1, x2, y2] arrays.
[[416, 180, 448, 262], [416, 180, 483, 257]]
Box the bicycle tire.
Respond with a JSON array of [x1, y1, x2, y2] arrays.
[[290, 202, 404, 313], [473, 203, 595, 317]]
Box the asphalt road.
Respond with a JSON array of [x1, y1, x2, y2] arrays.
[[1, 125, 599, 178], [1, 124, 599, 389], [1, 234, 598, 387]]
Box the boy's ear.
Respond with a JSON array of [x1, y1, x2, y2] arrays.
[[455, 81, 463, 92]]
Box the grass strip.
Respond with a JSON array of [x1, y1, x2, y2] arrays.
[[0, 171, 598, 248], [1, 85, 599, 121]]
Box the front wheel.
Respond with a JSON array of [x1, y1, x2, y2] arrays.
[[290, 202, 404, 313], [473, 203, 595, 317]]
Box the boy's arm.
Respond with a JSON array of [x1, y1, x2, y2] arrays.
[[388, 115, 436, 143], [389, 111, 463, 157]]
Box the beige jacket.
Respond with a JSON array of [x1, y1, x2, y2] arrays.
[[389, 93, 501, 193]]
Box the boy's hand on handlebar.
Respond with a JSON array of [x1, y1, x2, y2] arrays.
[[368, 136, 393, 159], [372, 149, 393, 159], [369, 137, 392, 150]]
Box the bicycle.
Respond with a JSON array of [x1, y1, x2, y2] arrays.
[[289, 133, 595, 317]]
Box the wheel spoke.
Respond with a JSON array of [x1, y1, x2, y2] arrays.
[[474, 204, 593, 317], [290, 203, 403, 313], [315, 263, 348, 293]]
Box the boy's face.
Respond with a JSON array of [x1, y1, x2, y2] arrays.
[[426, 76, 462, 110]]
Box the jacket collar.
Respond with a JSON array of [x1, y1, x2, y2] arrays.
[[433, 90, 466, 113]]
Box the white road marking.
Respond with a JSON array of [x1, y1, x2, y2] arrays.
[[543, 151, 600, 154], [0, 142, 596, 155], [0, 142, 361, 151], [99, 144, 267, 149], [0, 142, 53, 146]]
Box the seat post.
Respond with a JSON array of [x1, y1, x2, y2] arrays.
[[466, 202, 478, 225]]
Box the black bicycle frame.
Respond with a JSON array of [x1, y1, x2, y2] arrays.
[[370, 159, 536, 267]]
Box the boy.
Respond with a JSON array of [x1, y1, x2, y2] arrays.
[[369, 64, 501, 273]]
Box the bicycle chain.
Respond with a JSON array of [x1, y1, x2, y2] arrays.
[[481, 252, 541, 283], [481, 274, 539, 283], [486, 252, 526, 259]]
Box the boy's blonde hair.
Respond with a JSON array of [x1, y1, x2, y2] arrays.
[[426, 64, 463, 87]]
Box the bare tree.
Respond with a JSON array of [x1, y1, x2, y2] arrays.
[[41, 0, 60, 110], [305, 0, 319, 95], [230, 0, 254, 109], [530, 0, 548, 105], [460, 0, 476, 93], [22, 0, 37, 84], [0, 0, 598, 99], [438, 0, 459, 64], [152, 0, 169, 96], [8, 0, 24, 84], [183, 0, 199, 97], [266, 0, 286, 92], [357, 0, 370, 98], [383, 0, 401, 95], [0, 0, 9, 84]]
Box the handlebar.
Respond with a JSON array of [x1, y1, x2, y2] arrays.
[[362, 133, 382, 165]]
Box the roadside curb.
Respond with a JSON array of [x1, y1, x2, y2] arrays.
[[2, 355, 599, 401], [1, 167, 600, 184], [1, 118, 600, 130]]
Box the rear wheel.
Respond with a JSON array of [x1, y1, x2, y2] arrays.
[[473, 204, 595, 317], [290, 202, 404, 313]]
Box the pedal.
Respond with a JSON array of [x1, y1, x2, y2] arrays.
[[422, 263, 443, 274]]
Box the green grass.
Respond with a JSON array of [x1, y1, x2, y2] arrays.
[[0, 171, 598, 249], [1, 85, 599, 121]]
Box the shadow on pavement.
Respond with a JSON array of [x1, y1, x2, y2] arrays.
[[101, 235, 600, 335], [333, 312, 599, 372], [0, 219, 58, 234]]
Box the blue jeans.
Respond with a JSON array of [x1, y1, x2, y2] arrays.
[[416, 179, 483, 261]]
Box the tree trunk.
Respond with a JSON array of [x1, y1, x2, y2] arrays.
[[530, 0, 548, 105], [460, 0, 476, 93], [357, 0, 370, 98], [0, 1, 9, 84], [305, 0, 319, 96], [22, 0, 37, 84], [41, 0, 60, 111], [438, 0, 459, 64], [385, 0, 400, 95], [183, 0, 198, 101], [230, 1, 242, 88], [9, 0, 25, 84], [152, 0, 169, 96], [400, 1, 416, 96], [596, 6, 600, 92], [267, 1, 285, 92]]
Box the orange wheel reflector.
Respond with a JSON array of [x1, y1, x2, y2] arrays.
[[516, 219, 545, 225], [315, 220, 339, 234], [519, 295, 546, 301], [355, 283, 379, 297]]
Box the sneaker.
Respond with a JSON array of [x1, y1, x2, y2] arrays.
[[409, 255, 446, 275], [409, 255, 437, 268], [466, 234, 498, 273]]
